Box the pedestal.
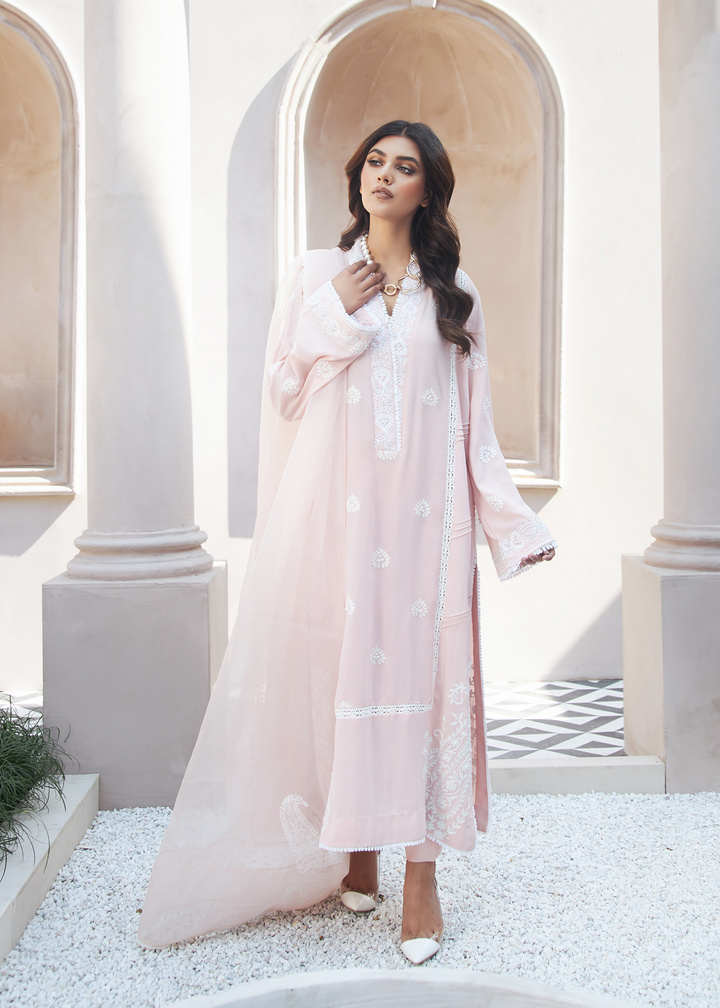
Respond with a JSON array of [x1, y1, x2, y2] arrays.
[[42, 562, 227, 809], [623, 554, 720, 793]]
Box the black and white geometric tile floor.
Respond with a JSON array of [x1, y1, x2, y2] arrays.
[[485, 679, 625, 760]]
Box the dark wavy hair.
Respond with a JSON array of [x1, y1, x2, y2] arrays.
[[339, 120, 475, 356]]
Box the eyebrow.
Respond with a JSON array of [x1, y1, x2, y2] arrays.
[[369, 147, 420, 167]]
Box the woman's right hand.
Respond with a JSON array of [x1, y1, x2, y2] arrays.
[[332, 260, 386, 316]]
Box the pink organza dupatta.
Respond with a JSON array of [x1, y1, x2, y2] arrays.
[[138, 258, 350, 947]]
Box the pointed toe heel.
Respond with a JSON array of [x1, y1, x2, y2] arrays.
[[400, 935, 441, 965], [340, 889, 377, 913]]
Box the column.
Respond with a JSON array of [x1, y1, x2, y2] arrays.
[[623, 0, 720, 791], [43, 0, 227, 809]]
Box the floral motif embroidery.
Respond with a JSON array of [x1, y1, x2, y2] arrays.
[[346, 495, 360, 513], [345, 597, 355, 616], [411, 599, 429, 618], [350, 240, 424, 461], [415, 499, 430, 517], [371, 548, 390, 569], [483, 395, 491, 411], [449, 682, 470, 705], [477, 445, 497, 463], [268, 361, 281, 377], [468, 352, 487, 370], [422, 388, 439, 406], [346, 386, 361, 404], [494, 517, 554, 567], [423, 711, 474, 843], [316, 360, 335, 379], [281, 377, 300, 396], [487, 495, 504, 512], [369, 647, 386, 665], [308, 280, 378, 357]]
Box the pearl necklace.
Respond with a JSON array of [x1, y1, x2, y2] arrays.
[[360, 234, 422, 297]]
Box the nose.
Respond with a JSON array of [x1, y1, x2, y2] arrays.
[[377, 168, 391, 184]]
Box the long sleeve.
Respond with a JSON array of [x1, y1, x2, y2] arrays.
[[462, 274, 556, 581], [268, 268, 380, 422]]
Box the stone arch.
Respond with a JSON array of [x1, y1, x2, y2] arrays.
[[277, 0, 562, 484], [0, 5, 77, 492]]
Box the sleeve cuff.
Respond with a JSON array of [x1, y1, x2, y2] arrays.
[[308, 280, 380, 357]]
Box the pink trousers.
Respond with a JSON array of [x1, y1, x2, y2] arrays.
[[405, 839, 441, 862]]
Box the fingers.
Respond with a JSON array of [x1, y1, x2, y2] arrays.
[[348, 260, 375, 278]]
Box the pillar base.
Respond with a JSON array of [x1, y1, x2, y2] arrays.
[[622, 554, 720, 793], [42, 562, 228, 809]]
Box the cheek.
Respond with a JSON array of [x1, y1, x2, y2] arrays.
[[399, 174, 426, 204]]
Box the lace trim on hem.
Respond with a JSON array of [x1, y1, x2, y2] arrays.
[[499, 540, 558, 582], [335, 701, 432, 719], [319, 837, 427, 853]]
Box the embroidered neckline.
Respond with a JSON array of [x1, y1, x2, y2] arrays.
[[348, 238, 424, 460]]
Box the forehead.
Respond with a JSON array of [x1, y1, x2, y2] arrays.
[[373, 135, 423, 165]]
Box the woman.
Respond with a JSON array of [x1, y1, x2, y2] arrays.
[[138, 121, 555, 963]]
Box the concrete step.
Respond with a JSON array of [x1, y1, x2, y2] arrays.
[[489, 755, 665, 795]]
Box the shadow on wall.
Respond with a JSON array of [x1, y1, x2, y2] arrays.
[[227, 61, 293, 539], [551, 593, 623, 680], [0, 496, 73, 556]]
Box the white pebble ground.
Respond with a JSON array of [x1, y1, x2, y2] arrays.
[[0, 793, 719, 1008]]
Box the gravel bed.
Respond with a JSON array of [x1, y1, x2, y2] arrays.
[[0, 793, 718, 1008]]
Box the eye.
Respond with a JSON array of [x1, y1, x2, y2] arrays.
[[367, 158, 382, 166], [398, 165, 414, 174]]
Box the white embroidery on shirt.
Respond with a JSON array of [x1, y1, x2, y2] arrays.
[[493, 517, 555, 570], [281, 377, 300, 396], [346, 385, 361, 404], [468, 353, 487, 370], [346, 495, 360, 513], [268, 361, 281, 377], [335, 700, 432, 719], [478, 445, 497, 463], [422, 388, 439, 406], [345, 597, 355, 615], [487, 495, 504, 512], [411, 599, 429, 618], [371, 548, 390, 569], [307, 280, 378, 357], [350, 240, 424, 461], [423, 712, 474, 843], [369, 647, 386, 665], [415, 499, 430, 518], [449, 682, 470, 705], [483, 395, 491, 410], [431, 349, 458, 686], [316, 360, 335, 379]]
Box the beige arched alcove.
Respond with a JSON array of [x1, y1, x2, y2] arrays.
[[0, 6, 76, 493], [278, 0, 562, 484]]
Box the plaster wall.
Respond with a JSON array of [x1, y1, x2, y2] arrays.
[[0, 0, 85, 694], [189, 0, 663, 680]]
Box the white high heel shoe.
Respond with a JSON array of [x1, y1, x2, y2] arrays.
[[400, 931, 442, 965], [339, 882, 378, 913], [400, 874, 442, 964]]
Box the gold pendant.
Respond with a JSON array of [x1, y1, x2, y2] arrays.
[[382, 283, 399, 296]]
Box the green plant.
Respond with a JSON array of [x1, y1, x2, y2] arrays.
[[0, 697, 68, 866]]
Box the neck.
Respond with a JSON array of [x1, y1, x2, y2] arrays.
[[365, 217, 413, 265]]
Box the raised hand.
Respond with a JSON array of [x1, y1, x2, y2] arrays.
[[332, 260, 386, 316]]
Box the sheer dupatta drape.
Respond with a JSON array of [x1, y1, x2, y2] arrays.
[[138, 256, 351, 948]]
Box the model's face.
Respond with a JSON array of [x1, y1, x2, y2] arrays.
[[359, 136, 429, 222]]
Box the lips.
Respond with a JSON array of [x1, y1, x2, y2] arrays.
[[372, 186, 392, 198]]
